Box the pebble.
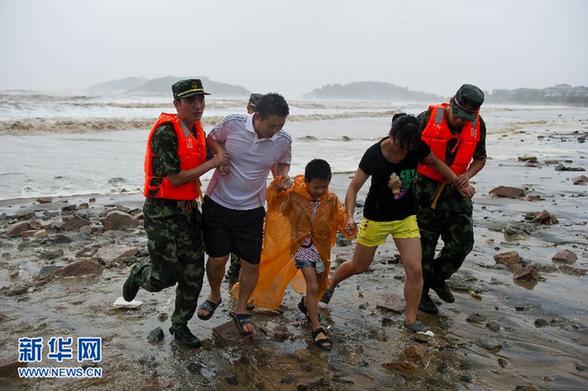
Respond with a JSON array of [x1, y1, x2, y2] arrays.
[[534, 318, 549, 328], [147, 327, 164, 344], [466, 313, 486, 324]]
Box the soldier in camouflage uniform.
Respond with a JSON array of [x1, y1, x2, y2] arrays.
[[122, 79, 228, 348], [415, 84, 486, 314]]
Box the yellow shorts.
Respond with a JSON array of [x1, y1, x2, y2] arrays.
[[356, 215, 420, 247]]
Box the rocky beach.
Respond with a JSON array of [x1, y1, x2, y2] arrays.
[[0, 103, 587, 390]]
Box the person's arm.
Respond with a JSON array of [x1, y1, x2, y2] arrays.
[[335, 196, 357, 239], [168, 151, 228, 187], [455, 116, 487, 188], [274, 140, 292, 189], [344, 168, 369, 230], [422, 152, 458, 185], [206, 128, 230, 176]]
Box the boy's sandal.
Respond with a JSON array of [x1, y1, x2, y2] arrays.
[[229, 311, 254, 336], [320, 288, 334, 305], [312, 327, 332, 350], [298, 297, 319, 321], [197, 299, 222, 320]]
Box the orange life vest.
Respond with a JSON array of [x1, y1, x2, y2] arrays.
[[417, 103, 480, 181], [143, 113, 207, 200]]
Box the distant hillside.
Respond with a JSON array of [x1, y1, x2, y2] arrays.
[[305, 81, 442, 101], [487, 84, 588, 106], [87, 76, 250, 97], [87, 76, 147, 94]]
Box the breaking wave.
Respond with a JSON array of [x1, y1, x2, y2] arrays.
[[0, 111, 394, 134]]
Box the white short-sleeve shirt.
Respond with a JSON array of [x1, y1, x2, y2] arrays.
[[206, 114, 292, 210]]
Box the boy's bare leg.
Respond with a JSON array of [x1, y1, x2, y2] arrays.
[[300, 267, 321, 330]]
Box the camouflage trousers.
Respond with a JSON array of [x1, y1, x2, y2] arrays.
[[128, 199, 205, 328], [225, 253, 241, 285], [414, 175, 474, 288]]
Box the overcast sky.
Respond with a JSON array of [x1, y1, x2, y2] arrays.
[[1, 0, 587, 96]]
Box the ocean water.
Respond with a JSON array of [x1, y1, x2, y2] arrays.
[[0, 93, 587, 200]]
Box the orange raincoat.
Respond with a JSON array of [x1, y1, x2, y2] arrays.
[[233, 175, 352, 310]]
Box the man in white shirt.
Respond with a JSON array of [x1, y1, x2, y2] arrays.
[[197, 93, 292, 336]]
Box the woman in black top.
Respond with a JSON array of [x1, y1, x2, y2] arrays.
[[321, 114, 474, 333]]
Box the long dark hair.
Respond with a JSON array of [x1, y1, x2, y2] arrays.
[[389, 113, 421, 151]]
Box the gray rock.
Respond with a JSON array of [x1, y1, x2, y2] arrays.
[[476, 339, 502, 352], [48, 234, 73, 244], [485, 321, 501, 332], [555, 164, 585, 172], [37, 265, 63, 280], [40, 249, 64, 260], [466, 313, 487, 324], [61, 204, 78, 212], [534, 319, 549, 328], [62, 215, 90, 231], [147, 327, 164, 344]]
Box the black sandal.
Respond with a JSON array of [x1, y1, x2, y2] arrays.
[[298, 297, 320, 322], [229, 311, 254, 336], [197, 299, 222, 320], [312, 327, 332, 350]]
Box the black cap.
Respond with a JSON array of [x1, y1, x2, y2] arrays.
[[451, 84, 484, 121], [172, 79, 210, 100]]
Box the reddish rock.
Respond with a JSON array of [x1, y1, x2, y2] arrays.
[[96, 245, 139, 265], [526, 194, 544, 202], [382, 361, 418, 373], [558, 265, 587, 276], [404, 345, 431, 368], [36, 197, 52, 204], [0, 356, 25, 378], [552, 249, 578, 264], [489, 186, 525, 199], [518, 155, 537, 163], [530, 210, 558, 225], [572, 175, 588, 185], [7, 220, 40, 237], [101, 211, 139, 231], [58, 258, 102, 277], [212, 320, 253, 347], [513, 266, 541, 282], [493, 251, 521, 266]]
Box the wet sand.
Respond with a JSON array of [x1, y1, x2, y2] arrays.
[[0, 123, 587, 390]]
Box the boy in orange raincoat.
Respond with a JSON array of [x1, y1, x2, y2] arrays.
[[240, 159, 356, 349]]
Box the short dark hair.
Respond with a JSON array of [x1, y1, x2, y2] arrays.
[[255, 93, 289, 119], [305, 159, 332, 182], [389, 113, 421, 151]]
